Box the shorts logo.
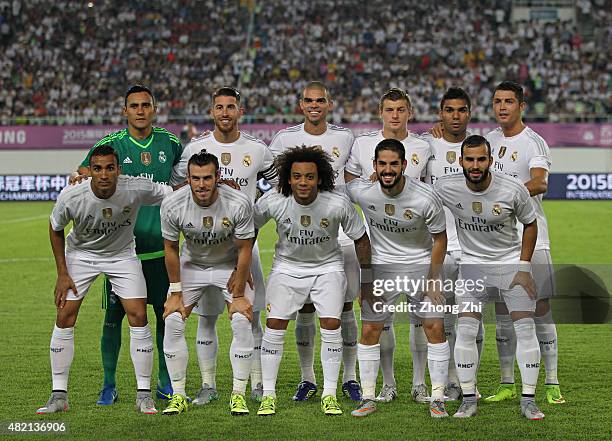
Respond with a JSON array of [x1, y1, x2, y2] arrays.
[[368, 205, 376, 211], [203, 216, 214, 229], [300, 215, 311, 227], [411, 153, 419, 166], [221, 152, 231, 165], [385, 204, 395, 216], [222, 217, 232, 229], [403, 209, 413, 220], [511, 151, 518, 162], [122, 206, 131, 214], [331, 147, 340, 158], [472, 201, 482, 214], [492, 203, 502, 216], [242, 154, 252, 167], [158, 151, 167, 163], [102, 208, 113, 219], [320, 218, 329, 228], [446, 151, 456, 163], [141, 152, 152, 166]]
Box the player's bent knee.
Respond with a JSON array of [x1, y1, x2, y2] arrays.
[[266, 318, 289, 330], [535, 298, 550, 316], [360, 322, 384, 345], [319, 317, 341, 330], [494, 301, 510, 315], [423, 320, 445, 343], [510, 310, 534, 322]]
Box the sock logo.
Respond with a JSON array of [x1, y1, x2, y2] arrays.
[[197, 340, 213, 346], [234, 353, 253, 359], [496, 337, 510, 343], [164, 352, 176, 359], [539, 339, 556, 345], [343, 341, 357, 347], [137, 347, 153, 353], [327, 347, 342, 353], [253, 345, 261, 350], [261, 346, 279, 355], [457, 362, 475, 368], [50, 347, 64, 353], [382, 326, 390, 331], [296, 341, 310, 347], [525, 363, 540, 368]]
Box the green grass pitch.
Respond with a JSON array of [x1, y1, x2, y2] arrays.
[[0, 201, 610, 440]]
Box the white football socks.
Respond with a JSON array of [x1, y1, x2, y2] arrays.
[[535, 310, 558, 384], [444, 312, 459, 384], [196, 314, 218, 388], [295, 311, 316, 383], [514, 318, 541, 396], [358, 343, 380, 400], [454, 316, 480, 395], [341, 310, 358, 383], [410, 323, 428, 386], [163, 312, 188, 396], [50, 325, 74, 391], [379, 320, 396, 386], [320, 328, 343, 397], [428, 341, 450, 401], [129, 324, 153, 391], [230, 313, 254, 395], [261, 327, 286, 398], [496, 313, 517, 384], [250, 310, 263, 388]]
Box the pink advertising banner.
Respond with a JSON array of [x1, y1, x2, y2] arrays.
[[0, 123, 611, 149]]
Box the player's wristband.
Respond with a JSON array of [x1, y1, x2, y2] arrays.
[[361, 267, 373, 284], [518, 260, 531, 273], [169, 282, 182, 293]]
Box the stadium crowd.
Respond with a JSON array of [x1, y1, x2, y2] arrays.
[[0, 0, 609, 124]]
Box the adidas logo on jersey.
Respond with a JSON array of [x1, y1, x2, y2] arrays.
[[456, 203, 464, 210], [123, 157, 133, 164], [185, 222, 194, 228], [86, 214, 94, 220], [282, 218, 292, 224], [368, 205, 376, 211]]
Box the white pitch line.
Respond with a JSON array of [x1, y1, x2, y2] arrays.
[[0, 257, 52, 263], [0, 215, 49, 225]]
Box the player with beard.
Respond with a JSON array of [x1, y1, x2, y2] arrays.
[[345, 88, 433, 404], [269, 82, 362, 402], [434, 135, 544, 420], [346, 139, 450, 418], [485, 81, 564, 405], [174, 87, 277, 404]]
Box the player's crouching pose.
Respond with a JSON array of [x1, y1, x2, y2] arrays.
[[160, 151, 256, 416], [254, 146, 372, 416], [37, 144, 173, 415], [346, 139, 450, 418], [434, 135, 544, 420]]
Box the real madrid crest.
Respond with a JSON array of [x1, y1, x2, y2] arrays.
[[242, 154, 252, 167], [446, 151, 456, 164], [300, 215, 311, 227], [158, 151, 167, 163], [221, 152, 231, 166], [102, 208, 113, 219], [122, 206, 131, 214], [203, 216, 214, 229], [320, 218, 329, 228], [141, 151, 152, 166], [411, 153, 419, 166], [510, 151, 518, 162], [385, 204, 395, 216], [498, 146, 507, 159], [492, 204, 502, 216], [472, 201, 482, 214], [331, 147, 340, 159], [403, 209, 413, 220], [222, 217, 232, 229]]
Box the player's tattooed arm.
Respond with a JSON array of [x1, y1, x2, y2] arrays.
[[510, 220, 538, 299], [163, 239, 187, 320], [227, 238, 254, 321], [524, 168, 548, 197], [425, 230, 447, 305], [49, 223, 77, 309]]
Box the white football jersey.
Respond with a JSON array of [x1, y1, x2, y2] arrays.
[[345, 130, 431, 180], [173, 131, 277, 201], [422, 133, 463, 252], [269, 123, 354, 245], [347, 178, 446, 265], [254, 190, 366, 275], [434, 172, 537, 264], [160, 185, 255, 266], [486, 126, 551, 250], [50, 176, 172, 260]]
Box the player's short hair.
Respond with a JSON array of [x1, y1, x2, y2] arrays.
[[493, 81, 525, 103], [187, 150, 220, 175], [212, 87, 241, 104], [90, 144, 119, 166], [276, 145, 335, 197], [440, 87, 471, 111], [301, 81, 331, 100], [461, 134, 491, 157], [379, 88, 412, 112], [124, 84, 155, 107], [374, 138, 406, 162]]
